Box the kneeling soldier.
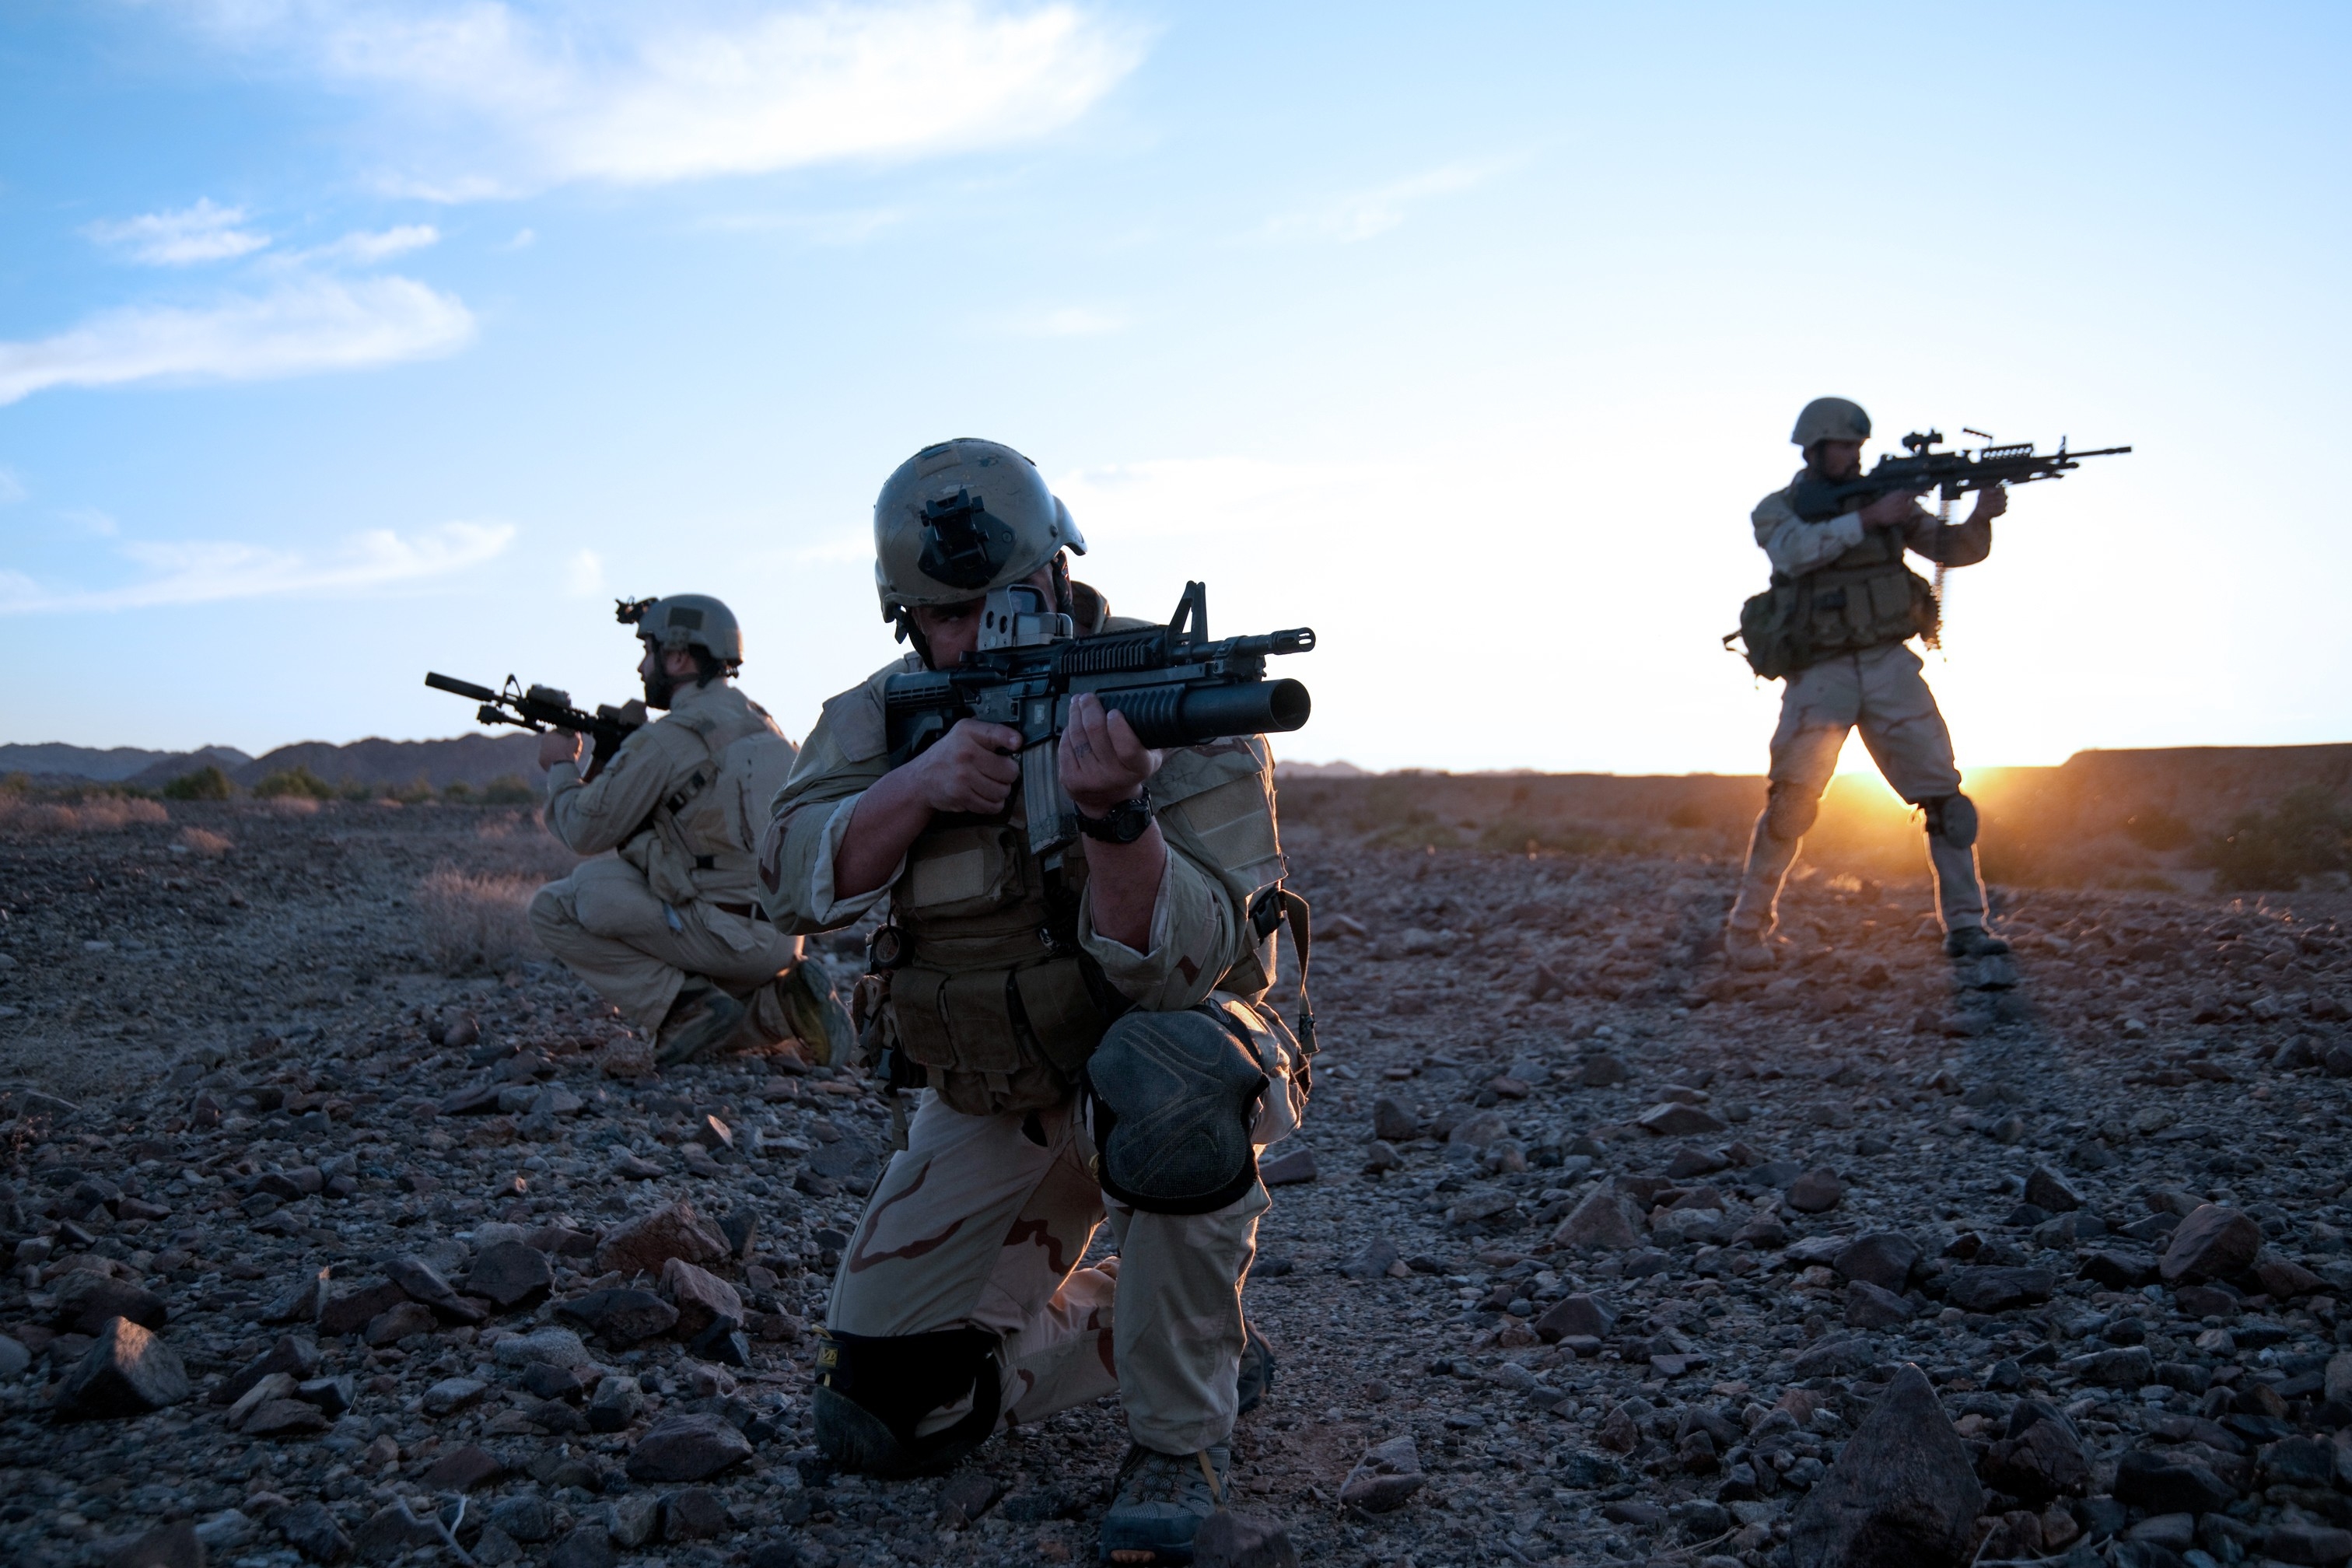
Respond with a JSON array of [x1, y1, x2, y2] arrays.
[[530, 594, 842, 1064], [758, 439, 1309, 1564]]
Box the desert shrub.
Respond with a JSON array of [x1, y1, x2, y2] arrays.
[[2200, 786, 2352, 891], [443, 780, 478, 803], [2120, 806, 2194, 852], [415, 865, 544, 974], [1666, 801, 1710, 830], [177, 827, 234, 856], [1474, 816, 1627, 856], [252, 765, 336, 800], [482, 775, 536, 805], [0, 794, 168, 833], [163, 765, 233, 801]]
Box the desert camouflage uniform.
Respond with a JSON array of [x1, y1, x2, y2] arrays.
[[757, 632, 1305, 1456], [1730, 479, 1994, 938], [530, 679, 807, 1041]]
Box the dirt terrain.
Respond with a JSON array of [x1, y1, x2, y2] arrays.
[[2, 789, 2350, 1568]]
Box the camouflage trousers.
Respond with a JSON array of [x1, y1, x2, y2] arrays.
[[828, 1090, 1268, 1457], [1730, 642, 1987, 936], [528, 856, 803, 1038]]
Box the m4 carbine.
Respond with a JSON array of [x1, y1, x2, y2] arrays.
[[1788, 429, 2132, 523], [424, 673, 643, 782], [885, 580, 1314, 857]]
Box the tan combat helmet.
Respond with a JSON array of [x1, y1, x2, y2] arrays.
[[873, 438, 1086, 621], [1790, 397, 1871, 448], [620, 593, 744, 668]]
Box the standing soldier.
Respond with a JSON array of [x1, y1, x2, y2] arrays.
[[1727, 397, 2012, 968], [530, 595, 844, 1065], [758, 439, 1307, 1565]]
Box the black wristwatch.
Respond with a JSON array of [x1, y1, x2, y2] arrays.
[[1074, 787, 1154, 845]]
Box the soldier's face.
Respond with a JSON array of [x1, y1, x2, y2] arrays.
[[910, 564, 1058, 667], [1810, 439, 1864, 480]]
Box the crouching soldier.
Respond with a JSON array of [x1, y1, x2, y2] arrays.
[[530, 594, 846, 1065], [758, 439, 1310, 1564]]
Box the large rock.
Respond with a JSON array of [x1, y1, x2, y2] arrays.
[[1785, 1168, 1846, 1214], [1534, 1293, 1615, 1343], [1845, 1281, 1914, 1329], [595, 1199, 730, 1277], [1942, 1265, 2053, 1313], [2024, 1166, 2084, 1213], [1340, 1435, 1425, 1513], [464, 1242, 553, 1311], [1788, 1365, 1983, 1568], [353, 1500, 443, 1563], [1977, 1400, 2090, 1504], [1192, 1510, 1301, 1568], [558, 1289, 678, 1346], [1637, 1102, 1726, 1138], [275, 1499, 351, 1563], [217, 1335, 321, 1406], [1832, 1232, 1920, 1293], [625, 1413, 752, 1482], [54, 1272, 170, 1335], [105, 1519, 205, 1568], [1336, 1237, 1400, 1280], [317, 1281, 408, 1338], [1371, 1097, 1418, 1142], [660, 1258, 744, 1340], [2113, 1448, 2238, 1514], [1551, 1189, 1643, 1251], [53, 1317, 191, 1420], [2159, 1205, 2263, 1285], [384, 1255, 484, 1323]]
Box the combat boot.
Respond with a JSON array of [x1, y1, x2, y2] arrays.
[[1101, 1443, 1228, 1564], [656, 983, 747, 1066], [1942, 926, 2012, 960], [1723, 926, 1780, 972]]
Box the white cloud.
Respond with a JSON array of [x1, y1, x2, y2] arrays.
[[1265, 160, 1507, 244], [170, 2, 1146, 194], [0, 276, 475, 406], [563, 548, 604, 597], [1053, 455, 1370, 541], [61, 508, 121, 537], [500, 227, 537, 250], [0, 468, 24, 506], [0, 520, 516, 614], [274, 224, 441, 268], [999, 304, 1127, 338], [85, 198, 271, 265]]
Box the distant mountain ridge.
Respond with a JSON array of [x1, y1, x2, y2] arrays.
[[5, 735, 542, 791]]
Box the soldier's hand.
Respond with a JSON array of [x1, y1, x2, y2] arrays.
[[909, 719, 1023, 814], [1858, 488, 1927, 527], [537, 730, 583, 770], [1969, 483, 2009, 523], [1062, 693, 1162, 818]]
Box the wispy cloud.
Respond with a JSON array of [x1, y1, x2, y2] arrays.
[[0, 276, 475, 406], [997, 304, 1128, 338], [1264, 160, 1508, 243], [0, 468, 24, 507], [272, 224, 441, 268], [1052, 455, 1364, 540], [171, 2, 1147, 195], [61, 508, 121, 538], [0, 520, 516, 614], [562, 548, 604, 598], [85, 198, 271, 265]]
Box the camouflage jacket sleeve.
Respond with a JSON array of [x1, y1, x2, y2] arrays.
[[544, 719, 695, 856], [1752, 482, 1867, 578], [1899, 509, 1993, 569], [754, 657, 915, 935], [1079, 734, 1286, 1012]]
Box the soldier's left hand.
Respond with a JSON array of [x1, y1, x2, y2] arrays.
[[537, 730, 583, 770], [1061, 693, 1162, 818], [1969, 483, 2009, 523]]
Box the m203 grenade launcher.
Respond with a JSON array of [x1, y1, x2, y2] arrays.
[[884, 579, 1314, 858]]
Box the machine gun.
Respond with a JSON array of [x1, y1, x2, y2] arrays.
[[885, 580, 1314, 857], [423, 672, 643, 781], [1788, 429, 2131, 523]]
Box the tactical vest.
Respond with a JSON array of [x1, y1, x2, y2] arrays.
[[881, 800, 1128, 1117], [1734, 522, 1938, 677], [620, 695, 799, 908]]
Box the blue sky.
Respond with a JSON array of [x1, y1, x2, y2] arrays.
[[2, 2, 2347, 775]]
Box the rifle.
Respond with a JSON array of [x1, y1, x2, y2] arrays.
[[423, 673, 644, 782], [885, 580, 1314, 857], [1788, 429, 2131, 523]]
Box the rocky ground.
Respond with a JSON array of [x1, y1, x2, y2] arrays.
[[2, 798, 2350, 1568]]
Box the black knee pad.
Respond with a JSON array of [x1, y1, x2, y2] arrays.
[[1923, 793, 1979, 850], [1764, 781, 1820, 845], [814, 1325, 999, 1477], [1084, 1006, 1268, 1216]]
